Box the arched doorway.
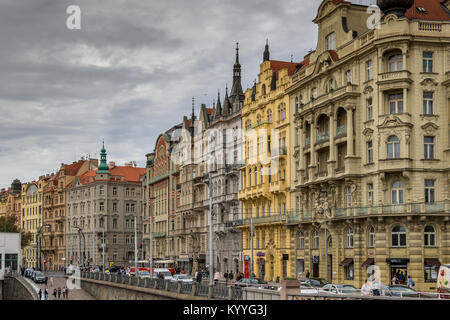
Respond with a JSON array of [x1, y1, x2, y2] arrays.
[[258, 258, 266, 280], [327, 235, 333, 282]]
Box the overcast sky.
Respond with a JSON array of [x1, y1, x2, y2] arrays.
[[0, 0, 377, 187]]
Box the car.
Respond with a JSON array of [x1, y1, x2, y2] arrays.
[[138, 270, 151, 278], [299, 282, 321, 294], [382, 285, 421, 298], [25, 268, 34, 278], [171, 274, 193, 283], [109, 266, 122, 273], [321, 284, 360, 295], [152, 268, 174, 280], [300, 278, 330, 288], [33, 271, 46, 283], [235, 278, 268, 288]]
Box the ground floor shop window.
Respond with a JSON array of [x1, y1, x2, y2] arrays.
[[424, 266, 439, 282], [5, 254, 18, 271], [296, 259, 304, 278], [345, 262, 354, 280]]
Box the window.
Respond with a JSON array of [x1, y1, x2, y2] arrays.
[[389, 93, 403, 114], [299, 232, 304, 249], [113, 202, 117, 212], [368, 227, 375, 247], [366, 60, 373, 80], [326, 32, 336, 50], [392, 225, 406, 247], [425, 180, 435, 203], [367, 141, 373, 163], [424, 265, 439, 283], [347, 228, 354, 248], [392, 181, 404, 204], [346, 70, 352, 84], [113, 187, 117, 196], [367, 98, 373, 121], [388, 54, 403, 72], [313, 230, 319, 249], [346, 186, 352, 207], [423, 92, 434, 115], [345, 262, 354, 280], [99, 202, 104, 211], [248, 169, 252, 187], [423, 52, 433, 73], [424, 136, 435, 159], [113, 235, 117, 245], [99, 186, 104, 195], [113, 218, 118, 229], [368, 184, 374, 205], [424, 226, 436, 247], [387, 136, 400, 158]]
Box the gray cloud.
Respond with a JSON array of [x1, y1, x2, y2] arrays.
[[0, 0, 338, 187]]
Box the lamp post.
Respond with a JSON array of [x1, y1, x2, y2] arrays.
[[206, 170, 217, 286], [37, 224, 51, 271], [149, 197, 156, 277], [74, 227, 86, 267], [99, 215, 106, 273]]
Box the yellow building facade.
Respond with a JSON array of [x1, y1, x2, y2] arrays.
[[238, 43, 298, 281], [287, 0, 450, 292]]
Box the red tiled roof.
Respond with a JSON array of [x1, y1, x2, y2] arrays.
[[72, 166, 146, 187], [293, 56, 311, 75], [406, 0, 450, 21], [64, 160, 85, 176], [269, 60, 300, 80], [328, 50, 339, 61], [206, 108, 214, 115]]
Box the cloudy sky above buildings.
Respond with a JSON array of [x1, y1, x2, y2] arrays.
[[0, 0, 376, 187]]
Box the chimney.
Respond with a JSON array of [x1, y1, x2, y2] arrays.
[[108, 161, 116, 169]]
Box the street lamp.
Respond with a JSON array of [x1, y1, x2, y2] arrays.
[[36, 224, 51, 271], [99, 215, 106, 273], [73, 226, 86, 267], [148, 196, 156, 277], [205, 170, 217, 286]]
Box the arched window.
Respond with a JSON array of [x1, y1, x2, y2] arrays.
[[392, 181, 404, 204], [256, 114, 262, 124], [299, 231, 305, 249], [424, 226, 436, 246], [387, 136, 400, 158], [254, 168, 257, 186], [313, 230, 319, 249], [347, 228, 354, 248], [368, 226, 375, 247], [388, 54, 403, 72], [267, 109, 273, 122], [392, 225, 406, 247], [277, 105, 281, 121]]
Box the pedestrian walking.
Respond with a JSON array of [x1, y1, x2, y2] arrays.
[[44, 288, 49, 300], [62, 287, 66, 299], [398, 271, 405, 284], [228, 271, 234, 282], [407, 276, 415, 289], [44, 276, 48, 286], [50, 277, 54, 287], [53, 288, 57, 299], [214, 270, 220, 283], [65, 287, 69, 299], [224, 271, 229, 285], [196, 270, 202, 283], [38, 289, 42, 300], [372, 279, 381, 296], [305, 270, 310, 279], [57, 287, 61, 299], [361, 280, 371, 296], [391, 275, 398, 285]]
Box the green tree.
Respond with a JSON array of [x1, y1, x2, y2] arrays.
[[0, 215, 33, 248]]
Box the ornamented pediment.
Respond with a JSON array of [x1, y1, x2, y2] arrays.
[[362, 128, 374, 142], [421, 122, 439, 135], [363, 85, 374, 95], [314, 0, 337, 22], [377, 114, 412, 129], [293, 149, 300, 159], [420, 78, 439, 89]]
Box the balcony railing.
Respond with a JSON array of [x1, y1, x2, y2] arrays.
[[271, 147, 287, 157], [153, 232, 166, 238], [336, 125, 347, 138], [419, 22, 442, 32], [316, 132, 330, 144], [236, 213, 286, 227]]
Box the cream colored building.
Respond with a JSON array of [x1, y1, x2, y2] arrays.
[[286, 0, 450, 292]]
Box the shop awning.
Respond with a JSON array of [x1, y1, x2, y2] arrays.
[[362, 258, 374, 268], [386, 258, 410, 265], [339, 258, 353, 267], [424, 258, 441, 267], [176, 258, 190, 262]]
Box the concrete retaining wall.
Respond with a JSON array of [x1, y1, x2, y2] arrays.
[[81, 278, 211, 300], [2, 276, 38, 300]]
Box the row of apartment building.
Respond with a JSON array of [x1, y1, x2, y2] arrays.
[[1, 0, 449, 293]]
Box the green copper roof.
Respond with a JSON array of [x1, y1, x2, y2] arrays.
[[97, 140, 110, 174]]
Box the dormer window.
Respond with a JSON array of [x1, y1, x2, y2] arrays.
[[417, 7, 427, 13], [326, 32, 336, 50]]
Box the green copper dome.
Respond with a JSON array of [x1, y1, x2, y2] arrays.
[[97, 140, 110, 174]]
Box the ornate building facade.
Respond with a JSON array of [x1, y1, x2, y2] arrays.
[[287, 0, 450, 292], [238, 42, 298, 281], [42, 159, 96, 271], [65, 144, 145, 268]]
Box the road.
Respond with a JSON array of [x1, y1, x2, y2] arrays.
[[25, 271, 95, 300]]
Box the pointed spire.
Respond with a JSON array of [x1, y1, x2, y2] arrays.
[[214, 89, 222, 120], [222, 85, 231, 117], [97, 140, 109, 174], [230, 42, 244, 108], [190, 96, 195, 127], [235, 42, 240, 66], [263, 39, 270, 62]]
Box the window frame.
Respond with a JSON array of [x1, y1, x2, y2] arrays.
[[391, 225, 407, 247], [422, 52, 433, 73], [424, 136, 435, 159], [387, 136, 400, 159]]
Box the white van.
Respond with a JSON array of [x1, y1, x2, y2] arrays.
[[153, 268, 173, 280]]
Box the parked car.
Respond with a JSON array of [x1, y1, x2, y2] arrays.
[[138, 270, 151, 279], [171, 274, 193, 283], [235, 278, 269, 288], [299, 282, 321, 294], [25, 268, 34, 278], [321, 284, 360, 295], [300, 278, 330, 288], [152, 268, 174, 280], [33, 271, 46, 283], [382, 285, 420, 298]]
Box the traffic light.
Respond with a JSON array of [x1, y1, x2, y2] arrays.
[[43, 259, 47, 264], [140, 243, 143, 249]]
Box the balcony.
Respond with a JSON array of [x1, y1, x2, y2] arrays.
[[225, 193, 238, 202], [270, 147, 287, 158], [377, 70, 412, 89], [153, 232, 166, 238], [315, 132, 329, 144], [379, 158, 412, 172], [269, 180, 286, 194], [335, 125, 347, 138], [236, 214, 286, 227]]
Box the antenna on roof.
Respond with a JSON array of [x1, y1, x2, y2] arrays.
[[291, 54, 293, 63]]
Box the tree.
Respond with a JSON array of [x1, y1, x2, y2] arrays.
[[0, 215, 33, 248]]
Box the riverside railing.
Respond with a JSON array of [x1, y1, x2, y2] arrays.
[[79, 271, 243, 300]]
